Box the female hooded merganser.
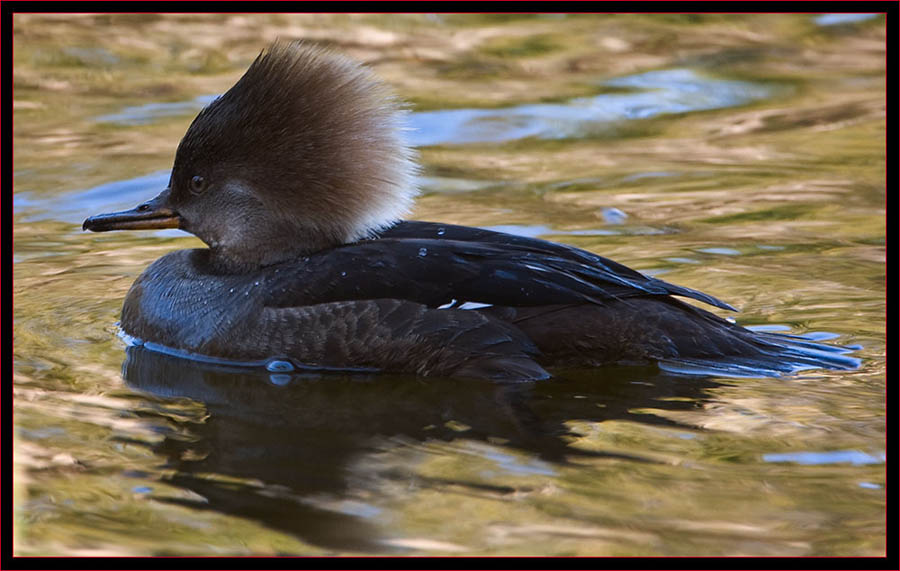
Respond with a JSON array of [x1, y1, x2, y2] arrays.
[[83, 40, 859, 381]]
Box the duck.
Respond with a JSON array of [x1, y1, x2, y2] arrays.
[[83, 40, 859, 381]]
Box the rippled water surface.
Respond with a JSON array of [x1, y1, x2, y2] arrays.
[[13, 14, 885, 556]]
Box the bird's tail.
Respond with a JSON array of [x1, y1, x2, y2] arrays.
[[659, 328, 861, 378]]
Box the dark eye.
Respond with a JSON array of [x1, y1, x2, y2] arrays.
[[190, 175, 207, 194]]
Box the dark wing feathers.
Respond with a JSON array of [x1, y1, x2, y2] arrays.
[[379, 221, 737, 311], [264, 221, 735, 313]]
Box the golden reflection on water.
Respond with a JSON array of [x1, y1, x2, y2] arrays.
[[13, 13, 884, 556]]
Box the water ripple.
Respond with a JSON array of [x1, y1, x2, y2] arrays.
[[763, 450, 885, 466], [407, 69, 775, 146], [814, 14, 878, 26], [95, 95, 220, 126]]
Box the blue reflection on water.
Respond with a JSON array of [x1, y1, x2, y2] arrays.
[[15, 170, 169, 220], [696, 247, 742, 256], [95, 95, 220, 125], [481, 448, 557, 476], [481, 224, 616, 239], [408, 69, 774, 146], [14, 170, 180, 235], [814, 14, 878, 26], [763, 450, 885, 466]]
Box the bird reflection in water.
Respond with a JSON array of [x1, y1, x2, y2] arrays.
[[118, 343, 723, 553]]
